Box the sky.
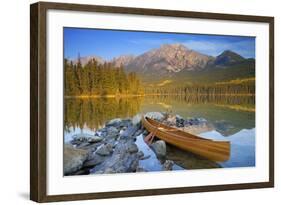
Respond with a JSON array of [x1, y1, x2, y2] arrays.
[[64, 27, 255, 60]]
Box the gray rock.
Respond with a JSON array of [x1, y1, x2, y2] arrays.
[[120, 126, 139, 139], [136, 167, 147, 172], [106, 118, 122, 127], [127, 143, 138, 153], [90, 140, 140, 174], [176, 114, 184, 121], [88, 135, 103, 143], [119, 119, 133, 128], [137, 151, 144, 158], [145, 112, 165, 121], [132, 114, 142, 127], [104, 168, 116, 174], [163, 160, 174, 171], [72, 169, 89, 175], [176, 115, 185, 127], [134, 129, 143, 137], [72, 133, 95, 142], [129, 158, 139, 171], [142, 130, 149, 136], [151, 140, 166, 158], [95, 144, 113, 156], [77, 142, 103, 152], [64, 144, 88, 175], [83, 154, 107, 168], [75, 142, 90, 149], [107, 139, 117, 148], [106, 126, 119, 138], [94, 170, 104, 174]]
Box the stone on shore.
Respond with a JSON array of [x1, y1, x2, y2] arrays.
[[106, 118, 122, 127], [120, 125, 139, 139], [83, 154, 107, 168], [136, 151, 144, 158], [151, 140, 166, 158], [145, 112, 165, 121], [127, 143, 138, 153], [71, 133, 98, 145], [106, 126, 119, 139], [95, 144, 113, 156], [163, 160, 174, 171], [136, 167, 147, 172], [132, 114, 142, 127], [90, 140, 140, 174], [64, 144, 89, 175], [88, 135, 103, 143]]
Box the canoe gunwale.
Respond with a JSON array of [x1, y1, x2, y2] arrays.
[[142, 116, 230, 162]]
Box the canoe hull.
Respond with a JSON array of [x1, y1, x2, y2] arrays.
[[142, 116, 230, 162]]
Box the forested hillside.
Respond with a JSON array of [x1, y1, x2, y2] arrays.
[[64, 58, 143, 96]]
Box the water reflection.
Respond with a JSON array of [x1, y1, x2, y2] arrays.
[[64, 95, 255, 136], [64, 95, 255, 170]]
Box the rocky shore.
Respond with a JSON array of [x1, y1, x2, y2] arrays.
[[64, 112, 217, 176]]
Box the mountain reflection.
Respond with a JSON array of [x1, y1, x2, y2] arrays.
[[64, 95, 255, 136]]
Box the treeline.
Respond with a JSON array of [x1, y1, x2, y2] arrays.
[[144, 78, 255, 96], [64, 58, 143, 96]]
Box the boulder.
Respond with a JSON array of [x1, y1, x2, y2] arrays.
[[120, 126, 138, 139], [83, 154, 107, 168], [88, 135, 103, 143], [132, 114, 142, 127], [106, 118, 122, 127], [136, 151, 144, 158], [95, 144, 113, 156], [77, 142, 102, 152], [176, 115, 185, 127], [163, 160, 174, 171], [75, 142, 90, 149], [145, 112, 165, 121], [90, 141, 140, 174], [127, 143, 138, 153], [151, 140, 166, 158], [64, 144, 88, 175], [106, 126, 119, 139], [72, 133, 95, 142], [104, 168, 116, 174], [134, 129, 144, 137]]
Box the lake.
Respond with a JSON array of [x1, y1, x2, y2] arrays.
[[64, 95, 255, 171]]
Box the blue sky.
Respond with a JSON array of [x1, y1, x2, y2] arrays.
[[64, 27, 255, 60]]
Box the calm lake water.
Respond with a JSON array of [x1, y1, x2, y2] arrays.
[[64, 95, 255, 170]]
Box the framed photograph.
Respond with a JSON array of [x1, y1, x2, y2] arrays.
[[30, 1, 274, 202]]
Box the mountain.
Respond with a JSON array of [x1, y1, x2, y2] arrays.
[[67, 44, 255, 84], [208, 50, 246, 68], [111, 55, 135, 67], [126, 44, 213, 75]]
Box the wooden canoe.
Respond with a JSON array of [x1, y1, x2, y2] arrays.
[[142, 116, 230, 162]]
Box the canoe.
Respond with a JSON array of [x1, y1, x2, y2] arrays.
[[141, 116, 230, 162]]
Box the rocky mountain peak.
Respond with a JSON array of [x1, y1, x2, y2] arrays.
[[126, 43, 212, 74], [111, 55, 135, 67]]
